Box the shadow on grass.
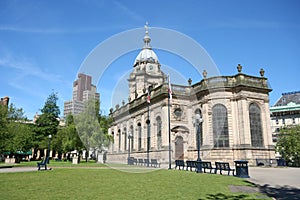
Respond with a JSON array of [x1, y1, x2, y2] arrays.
[[198, 193, 252, 200], [258, 184, 300, 200]]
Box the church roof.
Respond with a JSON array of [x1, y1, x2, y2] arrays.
[[274, 91, 300, 106], [134, 23, 159, 65]]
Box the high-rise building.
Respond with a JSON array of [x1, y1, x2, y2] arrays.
[[64, 73, 100, 116]]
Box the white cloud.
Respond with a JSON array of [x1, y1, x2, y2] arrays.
[[113, 1, 144, 22], [0, 54, 61, 82], [0, 54, 69, 96]]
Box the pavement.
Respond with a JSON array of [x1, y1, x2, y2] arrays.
[[0, 166, 37, 173], [1, 166, 300, 199], [247, 167, 300, 200]]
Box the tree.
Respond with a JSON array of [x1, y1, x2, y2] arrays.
[[276, 125, 300, 167], [34, 92, 60, 150], [0, 103, 34, 157], [74, 99, 111, 162], [53, 114, 84, 158], [0, 104, 9, 154]]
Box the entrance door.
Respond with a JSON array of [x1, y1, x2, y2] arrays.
[[175, 136, 184, 160]]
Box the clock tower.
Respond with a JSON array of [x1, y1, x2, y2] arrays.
[[128, 23, 165, 101]]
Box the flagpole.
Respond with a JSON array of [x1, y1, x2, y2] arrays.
[[147, 86, 151, 167], [168, 76, 172, 170]]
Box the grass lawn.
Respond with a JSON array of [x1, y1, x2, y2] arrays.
[[0, 162, 270, 200]]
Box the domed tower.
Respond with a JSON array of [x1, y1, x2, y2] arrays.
[[128, 23, 165, 101]]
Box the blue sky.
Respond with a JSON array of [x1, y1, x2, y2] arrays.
[[0, 0, 299, 119]]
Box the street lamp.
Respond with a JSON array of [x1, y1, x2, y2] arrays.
[[195, 113, 203, 173], [47, 134, 52, 164], [127, 133, 133, 165]]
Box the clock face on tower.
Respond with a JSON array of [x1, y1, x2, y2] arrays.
[[148, 65, 153, 71]]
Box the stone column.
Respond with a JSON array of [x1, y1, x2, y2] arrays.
[[237, 98, 251, 147], [231, 99, 239, 146], [263, 100, 274, 148]]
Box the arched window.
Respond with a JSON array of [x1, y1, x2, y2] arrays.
[[249, 103, 264, 147], [212, 104, 229, 147], [123, 127, 127, 151], [156, 116, 162, 149], [111, 131, 114, 151], [137, 123, 142, 151], [195, 109, 203, 146], [130, 125, 134, 150], [118, 129, 121, 152]]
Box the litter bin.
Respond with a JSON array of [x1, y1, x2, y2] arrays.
[[234, 160, 250, 178]]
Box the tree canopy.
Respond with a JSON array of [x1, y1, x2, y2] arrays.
[[0, 103, 34, 154], [74, 99, 112, 161], [34, 92, 60, 149], [276, 125, 300, 167]]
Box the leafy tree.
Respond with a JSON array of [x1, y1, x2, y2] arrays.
[[0, 104, 9, 153], [53, 114, 84, 157], [7, 104, 27, 121], [0, 103, 34, 156], [34, 92, 60, 149], [6, 122, 34, 153], [276, 125, 300, 167], [74, 99, 111, 161]]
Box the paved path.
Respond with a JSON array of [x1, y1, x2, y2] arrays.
[[0, 166, 37, 173], [248, 167, 300, 188], [248, 167, 300, 199]]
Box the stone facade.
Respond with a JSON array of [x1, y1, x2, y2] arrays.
[[107, 29, 275, 166]]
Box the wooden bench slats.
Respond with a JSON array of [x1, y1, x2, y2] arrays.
[[175, 160, 185, 170], [215, 162, 235, 175], [175, 160, 234, 176]]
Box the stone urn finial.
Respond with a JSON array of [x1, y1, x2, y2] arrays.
[[122, 100, 125, 106], [260, 68, 265, 77], [202, 70, 207, 79], [188, 78, 192, 85], [237, 64, 242, 73], [109, 108, 113, 114]]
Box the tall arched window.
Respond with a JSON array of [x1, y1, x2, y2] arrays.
[[111, 131, 114, 151], [212, 104, 229, 147], [156, 116, 162, 149], [130, 125, 134, 150], [123, 127, 127, 151], [118, 129, 121, 152], [195, 109, 203, 146], [137, 123, 142, 151], [249, 103, 264, 147]]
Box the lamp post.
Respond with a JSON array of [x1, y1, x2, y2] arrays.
[[47, 134, 52, 164], [127, 133, 133, 165], [195, 114, 203, 173]]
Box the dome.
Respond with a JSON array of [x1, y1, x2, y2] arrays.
[[134, 48, 158, 64], [134, 23, 159, 65]]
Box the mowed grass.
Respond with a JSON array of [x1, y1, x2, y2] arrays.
[[0, 163, 269, 200]]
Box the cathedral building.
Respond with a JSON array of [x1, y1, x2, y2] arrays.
[[107, 28, 275, 166]]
